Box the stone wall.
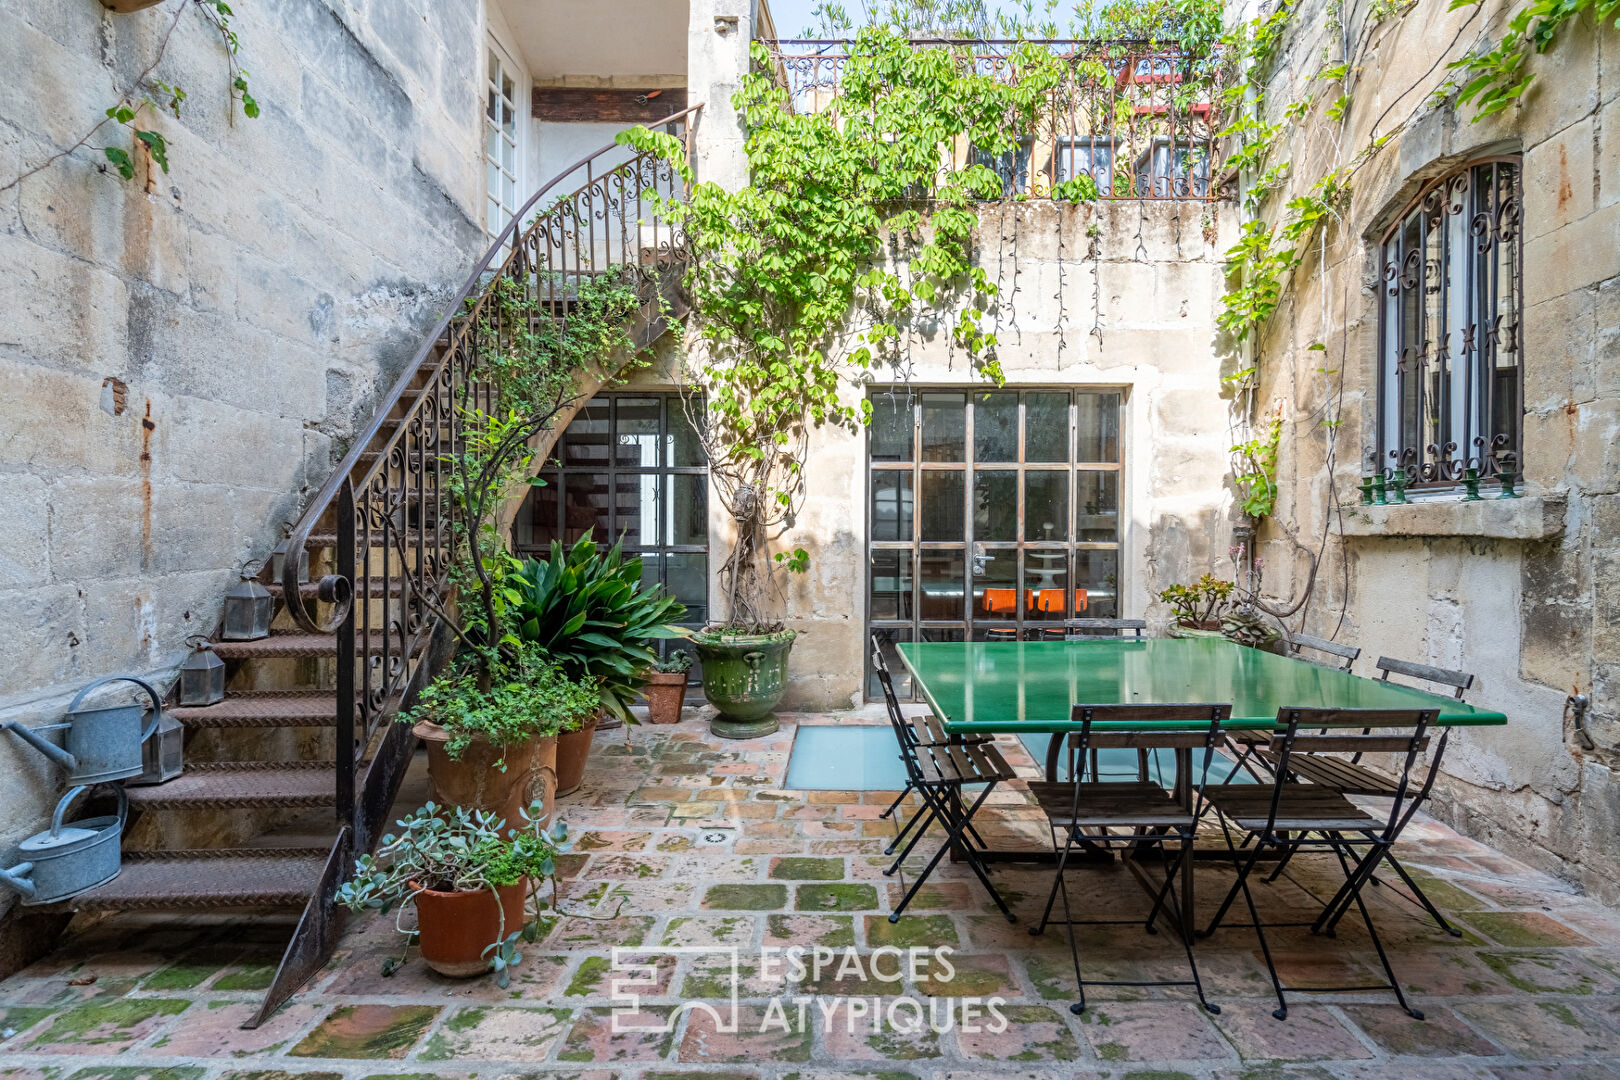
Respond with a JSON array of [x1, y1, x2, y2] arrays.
[[1244, 0, 1620, 899], [0, 0, 488, 908]]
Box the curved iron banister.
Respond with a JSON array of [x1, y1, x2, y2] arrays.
[[281, 103, 703, 634]]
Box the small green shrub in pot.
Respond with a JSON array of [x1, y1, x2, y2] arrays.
[[404, 645, 600, 765], [336, 799, 569, 984], [1158, 574, 1234, 631], [509, 534, 688, 726]]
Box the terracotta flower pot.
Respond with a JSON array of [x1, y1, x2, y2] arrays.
[[413, 722, 557, 829], [411, 878, 528, 978], [555, 715, 598, 797], [643, 670, 689, 724]]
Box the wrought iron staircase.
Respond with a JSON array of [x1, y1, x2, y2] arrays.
[[25, 106, 700, 1026]]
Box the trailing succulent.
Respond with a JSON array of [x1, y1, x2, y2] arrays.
[[336, 800, 569, 986]]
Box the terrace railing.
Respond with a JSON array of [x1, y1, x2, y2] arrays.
[[763, 39, 1228, 201]]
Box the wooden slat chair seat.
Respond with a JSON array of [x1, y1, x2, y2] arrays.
[[1027, 780, 1192, 828], [1199, 707, 1442, 1021], [1030, 704, 1232, 1017], [1267, 753, 1399, 797], [915, 738, 1016, 786], [906, 713, 994, 748]]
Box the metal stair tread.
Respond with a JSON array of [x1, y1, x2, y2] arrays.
[[57, 851, 328, 910], [170, 692, 338, 728], [125, 763, 336, 809], [210, 629, 429, 659]]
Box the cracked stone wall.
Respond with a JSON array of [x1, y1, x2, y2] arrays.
[[0, 0, 489, 907], [1245, 0, 1620, 900]]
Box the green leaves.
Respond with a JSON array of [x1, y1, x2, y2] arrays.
[[1444, 0, 1617, 121]]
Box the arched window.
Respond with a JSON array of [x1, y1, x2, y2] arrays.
[[1376, 157, 1522, 489]]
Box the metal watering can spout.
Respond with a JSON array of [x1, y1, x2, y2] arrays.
[[0, 862, 37, 900], [1, 721, 77, 772]]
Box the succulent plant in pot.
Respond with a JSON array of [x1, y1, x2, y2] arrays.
[[1158, 574, 1235, 635], [402, 645, 599, 828], [642, 650, 693, 725], [336, 800, 568, 984]]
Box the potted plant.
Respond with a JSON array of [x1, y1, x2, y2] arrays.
[[642, 650, 693, 725], [508, 534, 686, 792], [403, 647, 600, 828], [336, 800, 568, 983], [1159, 574, 1235, 637]]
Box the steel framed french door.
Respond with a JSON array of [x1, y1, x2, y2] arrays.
[[865, 387, 1124, 698]]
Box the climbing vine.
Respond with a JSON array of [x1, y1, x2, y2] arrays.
[[1443, 0, 1619, 118], [1, 0, 257, 192], [622, 29, 1098, 630]]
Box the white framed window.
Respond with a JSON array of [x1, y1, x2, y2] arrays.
[[484, 42, 520, 238]]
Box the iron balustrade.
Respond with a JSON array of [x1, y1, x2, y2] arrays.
[[278, 105, 702, 837], [763, 39, 1228, 201]]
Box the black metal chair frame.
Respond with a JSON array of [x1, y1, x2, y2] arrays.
[[1029, 703, 1231, 1017], [871, 639, 1017, 926], [1198, 707, 1446, 1021]]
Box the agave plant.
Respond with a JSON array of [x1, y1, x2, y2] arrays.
[[509, 533, 687, 724]]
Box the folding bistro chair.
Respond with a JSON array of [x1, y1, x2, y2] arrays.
[[1064, 618, 1147, 639], [870, 639, 1018, 924], [1288, 632, 1361, 671], [1251, 656, 1474, 936], [869, 635, 994, 835], [1028, 703, 1231, 1016], [1200, 707, 1444, 1021]]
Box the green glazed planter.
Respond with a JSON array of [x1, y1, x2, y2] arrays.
[[694, 631, 796, 739]]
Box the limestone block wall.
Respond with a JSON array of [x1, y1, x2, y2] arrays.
[[1243, 0, 1620, 899], [0, 0, 489, 899], [622, 199, 1239, 710]]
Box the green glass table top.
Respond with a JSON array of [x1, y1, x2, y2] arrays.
[[896, 637, 1507, 733]]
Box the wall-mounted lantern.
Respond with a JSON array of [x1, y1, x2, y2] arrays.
[[222, 564, 273, 641]]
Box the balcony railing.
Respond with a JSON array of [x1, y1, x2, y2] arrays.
[[763, 39, 1228, 202]]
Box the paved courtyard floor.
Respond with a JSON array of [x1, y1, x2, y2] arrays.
[[4, 713, 1620, 1080]]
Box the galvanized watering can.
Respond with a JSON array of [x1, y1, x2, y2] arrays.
[[0, 784, 127, 905], [3, 675, 163, 785]]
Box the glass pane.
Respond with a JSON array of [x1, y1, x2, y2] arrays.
[[668, 397, 706, 466], [1074, 550, 1119, 619], [974, 392, 1018, 462], [867, 627, 913, 700], [870, 471, 913, 542], [919, 471, 965, 541], [513, 474, 561, 555], [486, 161, 501, 201], [562, 473, 610, 543], [869, 393, 914, 462], [562, 402, 610, 466], [1077, 393, 1121, 463], [486, 86, 499, 122], [972, 470, 1016, 542], [502, 172, 515, 210], [921, 393, 966, 462], [613, 472, 659, 548], [1025, 393, 1069, 462], [665, 474, 708, 546], [1024, 472, 1068, 542], [667, 553, 708, 626], [615, 397, 661, 467], [917, 549, 965, 620], [501, 137, 515, 173], [486, 125, 501, 161], [1025, 552, 1069, 628], [869, 550, 913, 621], [970, 548, 1017, 640], [1076, 471, 1119, 541], [488, 51, 499, 83]]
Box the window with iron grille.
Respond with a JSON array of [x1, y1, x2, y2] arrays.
[[1376, 158, 1523, 490]]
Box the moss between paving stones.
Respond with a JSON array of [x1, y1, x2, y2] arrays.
[[795, 883, 877, 911], [64, 1069, 206, 1080], [288, 1005, 439, 1059], [1462, 910, 1591, 948], [770, 857, 844, 880], [863, 915, 958, 948], [0, 1005, 52, 1041], [767, 913, 855, 947], [217, 1073, 344, 1080], [140, 963, 217, 991], [211, 965, 277, 992], [1478, 950, 1602, 993], [701, 884, 787, 910], [27, 999, 190, 1048]]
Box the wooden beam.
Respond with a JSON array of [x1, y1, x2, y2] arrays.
[[531, 87, 689, 124]]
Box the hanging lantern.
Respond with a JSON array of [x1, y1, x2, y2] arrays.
[[222, 566, 273, 641], [272, 536, 308, 585], [130, 707, 184, 786], [177, 638, 225, 706]]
